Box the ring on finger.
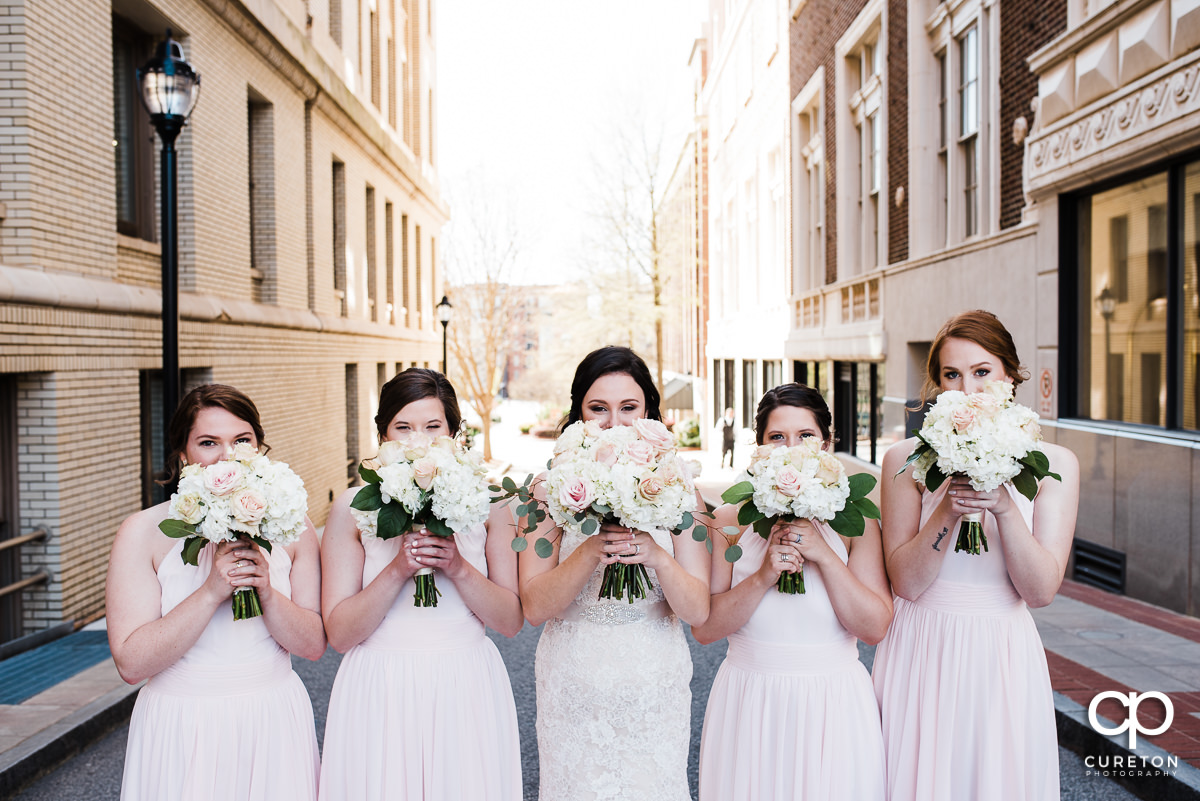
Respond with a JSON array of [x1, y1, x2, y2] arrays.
[[633, 544, 640, 556], [781, 553, 790, 562]]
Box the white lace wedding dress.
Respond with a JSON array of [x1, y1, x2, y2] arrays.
[[535, 522, 693, 801]]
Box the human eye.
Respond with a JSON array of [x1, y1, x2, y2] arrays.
[[800, 431, 816, 439], [589, 405, 607, 415], [235, 436, 252, 445], [768, 432, 784, 441], [974, 368, 991, 377], [198, 438, 217, 448], [943, 370, 959, 380]]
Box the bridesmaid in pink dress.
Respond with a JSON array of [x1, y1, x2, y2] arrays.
[[872, 310, 1079, 801], [319, 368, 522, 801], [694, 383, 892, 801], [107, 384, 326, 801]]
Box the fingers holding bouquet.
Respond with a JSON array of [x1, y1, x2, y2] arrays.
[[228, 540, 272, 601], [945, 476, 1013, 518], [597, 522, 658, 567], [408, 533, 466, 580], [762, 522, 803, 580]]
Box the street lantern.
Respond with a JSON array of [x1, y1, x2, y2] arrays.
[[138, 30, 200, 455], [436, 295, 453, 376], [1095, 284, 1116, 320]]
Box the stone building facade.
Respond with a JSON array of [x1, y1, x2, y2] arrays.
[[0, 0, 446, 643]]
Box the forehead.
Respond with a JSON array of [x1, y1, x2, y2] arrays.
[[391, 395, 447, 421], [939, 337, 997, 366], [766, 404, 820, 429], [583, 372, 644, 402], [191, 406, 253, 435]]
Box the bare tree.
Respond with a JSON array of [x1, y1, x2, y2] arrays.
[[444, 177, 522, 462], [590, 123, 677, 393]]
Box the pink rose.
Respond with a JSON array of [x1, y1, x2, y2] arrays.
[[412, 457, 438, 490], [229, 442, 260, 463], [582, 420, 604, 439], [657, 459, 681, 485], [637, 474, 666, 502], [203, 462, 244, 496], [968, 392, 1001, 415], [557, 477, 595, 514], [376, 440, 405, 466], [1022, 419, 1042, 440], [625, 440, 656, 466], [595, 441, 620, 467], [749, 444, 775, 471], [231, 488, 267, 525], [815, 452, 843, 486], [950, 405, 978, 433], [775, 464, 805, 498], [633, 418, 674, 452]]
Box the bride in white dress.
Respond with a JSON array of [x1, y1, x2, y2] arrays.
[[517, 347, 711, 801]]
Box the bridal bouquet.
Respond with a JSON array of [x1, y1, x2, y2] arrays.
[[721, 438, 879, 593], [350, 433, 490, 607], [898, 380, 1061, 554], [495, 419, 705, 603], [159, 443, 308, 620]]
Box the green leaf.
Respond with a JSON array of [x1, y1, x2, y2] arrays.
[[514, 503, 528, 517], [829, 506, 866, 537], [752, 516, 775, 539], [593, 503, 611, 515], [847, 472, 878, 498], [581, 517, 599, 536], [425, 518, 454, 538], [250, 535, 273, 553], [852, 497, 882, 520], [691, 525, 708, 542], [502, 476, 517, 493], [377, 502, 408, 540], [511, 536, 528, 552], [158, 519, 196, 539], [488, 484, 502, 493], [358, 463, 380, 484], [1012, 468, 1039, 502], [924, 463, 947, 492], [1022, 449, 1050, 473], [524, 473, 534, 487], [721, 481, 755, 505], [705, 537, 713, 554], [680, 511, 693, 529], [737, 502, 765, 527], [181, 536, 206, 566], [896, 441, 931, 477], [535, 509, 547, 522], [724, 543, 743, 563], [534, 537, 554, 558], [351, 483, 384, 511]]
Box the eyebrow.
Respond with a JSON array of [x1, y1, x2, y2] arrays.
[[943, 361, 992, 371], [193, 430, 254, 440]]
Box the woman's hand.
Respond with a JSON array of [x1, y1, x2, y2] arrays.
[[407, 532, 467, 581], [757, 523, 804, 582], [225, 539, 273, 604], [202, 541, 242, 603], [597, 522, 662, 568], [941, 476, 1015, 521], [786, 518, 838, 568]]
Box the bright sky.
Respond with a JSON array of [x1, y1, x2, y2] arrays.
[[437, 0, 708, 282]]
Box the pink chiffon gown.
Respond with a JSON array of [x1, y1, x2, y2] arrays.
[[318, 522, 521, 801], [120, 539, 320, 801], [698, 521, 885, 801], [871, 483, 1058, 801]]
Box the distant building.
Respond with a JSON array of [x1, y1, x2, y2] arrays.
[[0, 0, 446, 643]]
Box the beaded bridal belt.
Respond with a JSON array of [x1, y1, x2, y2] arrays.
[[558, 600, 672, 626]]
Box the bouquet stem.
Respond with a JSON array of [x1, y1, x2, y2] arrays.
[[776, 566, 806, 594], [599, 562, 651, 603], [232, 586, 263, 620], [413, 566, 442, 607], [955, 512, 988, 555]]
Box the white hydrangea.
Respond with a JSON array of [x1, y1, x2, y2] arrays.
[[355, 435, 489, 538], [543, 421, 697, 535], [913, 381, 1045, 492], [743, 437, 850, 522]]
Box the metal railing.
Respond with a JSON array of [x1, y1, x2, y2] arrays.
[[0, 527, 49, 600]]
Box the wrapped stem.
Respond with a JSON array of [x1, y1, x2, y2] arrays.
[[954, 512, 989, 555], [232, 586, 263, 620], [598, 562, 652, 603], [776, 565, 806, 594]]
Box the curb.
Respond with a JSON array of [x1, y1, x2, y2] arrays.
[[1055, 691, 1200, 801], [0, 681, 142, 798]]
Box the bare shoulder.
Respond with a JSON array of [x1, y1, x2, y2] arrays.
[[881, 436, 921, 475], [111, 501, 176, 569], [1041, 441, 1079, 470]]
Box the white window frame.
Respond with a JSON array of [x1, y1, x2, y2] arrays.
[[791, 67, 825, 294], [836, 0, 885, 279]]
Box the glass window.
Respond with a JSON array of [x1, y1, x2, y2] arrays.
[[1077, 171, 1169, 426], [113, 18, 155, 241], [959, 27, 979, 138], [1183, 163, 1200, 429]]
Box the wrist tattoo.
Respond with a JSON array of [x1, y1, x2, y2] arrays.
[[933, 527, 948, 552]]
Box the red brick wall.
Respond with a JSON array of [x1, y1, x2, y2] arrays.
[[999, 0, 1067, 229], [887, 0, 907, 264], [790, 0, 869, 284]]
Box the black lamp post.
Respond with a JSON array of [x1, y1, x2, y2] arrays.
[[436, 295, 453, 376], [138, 30, 200, 449], [1096, 284, 1116, 416]]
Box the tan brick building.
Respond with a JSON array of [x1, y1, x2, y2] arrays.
[[0, 0, 446, 644]]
